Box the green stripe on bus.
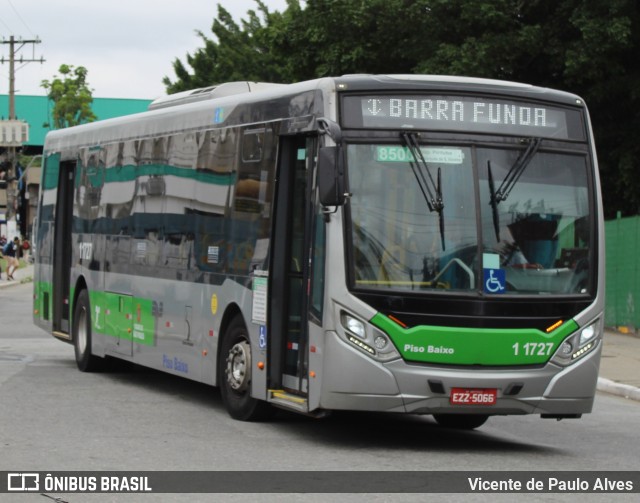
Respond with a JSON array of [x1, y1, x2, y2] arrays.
[[90, 291, 155, 346], [33, 281, 53, 321], [99, 164, 236, 186], [371, 313, 578, 366], [44, 160, 236, 190]]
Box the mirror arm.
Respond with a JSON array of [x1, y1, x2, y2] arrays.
[[317, 118, 342, 145]]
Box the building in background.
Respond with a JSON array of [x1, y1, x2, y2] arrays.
[[0, 94, 152, 239]]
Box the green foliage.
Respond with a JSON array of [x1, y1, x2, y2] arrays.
[[41, 64, 97, 129], [275, 0, 430, 78], [164, 1, 293, 92], [165, 0, 640, 217]]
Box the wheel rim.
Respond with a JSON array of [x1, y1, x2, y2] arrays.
[[77, 306, 88, 355], [225, 341, 251, 392]]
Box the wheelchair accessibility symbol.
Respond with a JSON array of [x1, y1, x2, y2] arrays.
[[484, 268, 506, 294], [259, 325, 267, 349]]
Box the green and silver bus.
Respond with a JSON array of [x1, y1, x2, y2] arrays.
[[33, 75, 604, 429]]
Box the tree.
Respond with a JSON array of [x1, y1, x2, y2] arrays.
[[164, 1, 293, 93], [165, 0, 640, 217], [164, 0, 431, 90], [412, 0, 640, 218], [272, 0, 430, 79], [41, 64, 97, 129]]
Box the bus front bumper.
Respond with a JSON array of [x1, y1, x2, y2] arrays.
[[319, 330, 601, 416]]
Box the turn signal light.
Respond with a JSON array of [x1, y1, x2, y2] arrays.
[[546, 320, 563, 333]]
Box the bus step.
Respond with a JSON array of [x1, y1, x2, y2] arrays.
[[53, 330, 72, 341], [268, 389, 309, 413]]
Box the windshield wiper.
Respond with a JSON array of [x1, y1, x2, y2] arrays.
[[488, 137, 542, 242], [493, 137, 542, 204], [487, 160, 501, 242], [401, 132, 446, 250], [401, 132, 444, 212]]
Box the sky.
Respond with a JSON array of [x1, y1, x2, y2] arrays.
[[0, 0, 288, 100]]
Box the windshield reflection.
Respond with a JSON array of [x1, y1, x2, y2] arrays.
[[347, 143, 591, 295]]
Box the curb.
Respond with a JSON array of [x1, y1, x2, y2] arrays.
[[0, 274, 33, 289], [597, 377, 640, 402]]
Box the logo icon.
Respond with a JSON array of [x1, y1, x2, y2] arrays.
[[484, 268, 506, 294], [7, 473, 40, 491]]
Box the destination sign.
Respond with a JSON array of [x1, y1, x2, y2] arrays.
[[376, 146, 465, 164], [342, 96, 584, 140]]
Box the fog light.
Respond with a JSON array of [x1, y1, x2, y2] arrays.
[[374, 335, 388, 350], [560, 341, 573, 355]]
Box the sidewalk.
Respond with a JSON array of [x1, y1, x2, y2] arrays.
[[0, 261, 34, 289], [2, 265, 638, 401], [599, 328, 640, 401]]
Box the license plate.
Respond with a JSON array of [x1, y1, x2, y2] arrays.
[[450, 388, 497, 406]]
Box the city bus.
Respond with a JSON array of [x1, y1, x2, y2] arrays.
[[33, 75, 604, 429]]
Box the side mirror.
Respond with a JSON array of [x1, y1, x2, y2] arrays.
[[318, 146, 346, 207]]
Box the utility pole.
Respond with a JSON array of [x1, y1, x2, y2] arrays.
[[0, 36, 44, 237], [1, 36, 44, 120]]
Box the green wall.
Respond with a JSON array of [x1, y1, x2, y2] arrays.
[[0, 94, 152, 147], [605, 214, 640, 329]]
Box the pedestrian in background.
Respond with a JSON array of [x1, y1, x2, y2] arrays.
[[3, 237, 20, 281]]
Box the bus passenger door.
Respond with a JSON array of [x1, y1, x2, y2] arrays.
[[52, 160, 75, 335], [269, 136, 319, 396]]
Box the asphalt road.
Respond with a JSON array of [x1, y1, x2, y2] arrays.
[[1, 282, 639, 502]]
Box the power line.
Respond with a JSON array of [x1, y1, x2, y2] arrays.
[[0, 15, 13, 34], [6, 0, 35, 37]]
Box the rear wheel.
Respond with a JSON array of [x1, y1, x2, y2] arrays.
[[433, 414, 489, 430], [218, 316, 273, 421], [73, 289, 102, 372]]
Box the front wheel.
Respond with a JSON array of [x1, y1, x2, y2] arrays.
[[73, 289, 103, 372], [433, 414, 489, 430], [218, 316, 273, 421]]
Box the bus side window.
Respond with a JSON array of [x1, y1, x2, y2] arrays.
[[227, 126, 276, 275], [242, 128, 264, 163]]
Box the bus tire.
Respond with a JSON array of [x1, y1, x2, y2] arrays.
[[218, 316, 273, 421], [73, 289, 102, 372], [433, 414, 489, 430]]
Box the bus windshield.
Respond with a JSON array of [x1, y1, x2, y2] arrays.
[[347, 142, 592, 295]]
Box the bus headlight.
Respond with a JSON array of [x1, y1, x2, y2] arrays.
[[551, 318, 602, 367], [580, 324, 596, 345], [341, 312, 366, 339], [339, 310, 400, 362]]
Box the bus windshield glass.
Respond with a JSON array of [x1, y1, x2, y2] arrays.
[[347, 142, 592, 295]]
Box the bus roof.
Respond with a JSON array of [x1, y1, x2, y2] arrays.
[[334, 74, 583, 105], [43, 75, 584, 154]]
